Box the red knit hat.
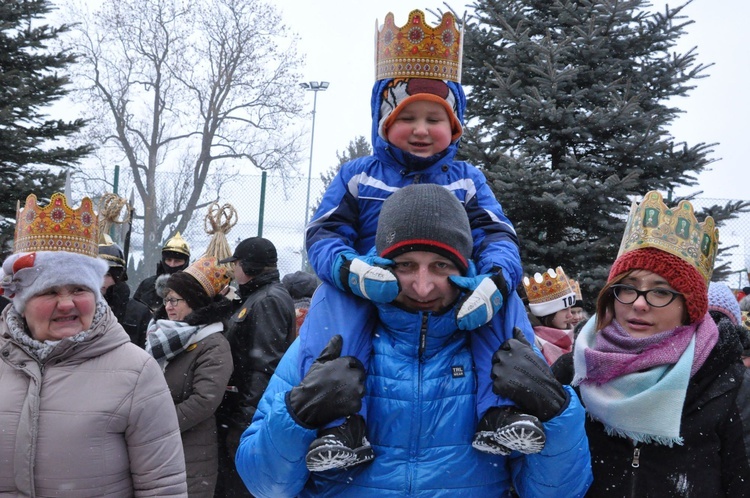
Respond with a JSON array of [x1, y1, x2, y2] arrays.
[[608, 247, 707, 324]]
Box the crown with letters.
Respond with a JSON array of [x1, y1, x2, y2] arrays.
[[617, 191, 718, 284], [523, 267, 576, 317], [375, 9, 463, 82], [13, 192, 99, 258]]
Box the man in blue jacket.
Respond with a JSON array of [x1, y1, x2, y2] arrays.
[[235, 184, 592, 497]]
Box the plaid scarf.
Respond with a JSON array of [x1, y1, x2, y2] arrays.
[[572, 316, 718, 446], [146, 319, 224, 367]]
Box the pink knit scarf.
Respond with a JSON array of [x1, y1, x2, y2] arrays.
[[534, 325, 574, 366], [583, 316, 718, 385]]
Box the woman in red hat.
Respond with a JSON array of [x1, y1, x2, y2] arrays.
[[571, 191, 750, 497]]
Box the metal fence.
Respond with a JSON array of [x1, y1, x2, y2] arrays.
[[116, 170, 750, 292], [123, 170, 329, 284]]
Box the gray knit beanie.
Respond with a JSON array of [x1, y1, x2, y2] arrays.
[[375, 184, 472, 273]]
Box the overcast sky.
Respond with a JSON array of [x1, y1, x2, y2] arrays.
[[279, 0, 748, 201]]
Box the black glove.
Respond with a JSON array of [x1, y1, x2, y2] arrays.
[[491, 327, 568, 422], [287, 335, 366, 429]]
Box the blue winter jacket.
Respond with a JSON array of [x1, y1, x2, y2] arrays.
[[235, 298, 593, 497], [306, 79, 523, 289]]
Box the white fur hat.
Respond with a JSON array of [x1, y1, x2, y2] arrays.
[[1, 251, 108, 314]]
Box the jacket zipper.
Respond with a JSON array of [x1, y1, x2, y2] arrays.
[[629, 445, 641, 497], [408, 313, 429, 494]]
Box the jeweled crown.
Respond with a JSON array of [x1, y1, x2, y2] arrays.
[[617, 191, 718, 284], [14, 193, 99, 258], [524, 267, 575, 304], [375, 9, 463, 82], [184, 256, 231, 298]]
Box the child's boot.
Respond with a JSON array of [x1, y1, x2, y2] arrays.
[[306, 415, 375, 472], [472, 406, 546, 455]]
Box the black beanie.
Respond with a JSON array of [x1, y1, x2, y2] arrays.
[[375, 184, 472, 273], [165, 271, 211, 310]]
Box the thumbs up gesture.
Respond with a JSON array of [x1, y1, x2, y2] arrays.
[[287, 335, 366, 429]]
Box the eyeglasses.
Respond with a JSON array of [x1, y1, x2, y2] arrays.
[[163, 298, 186, 307], [611, 284, 683, 308]]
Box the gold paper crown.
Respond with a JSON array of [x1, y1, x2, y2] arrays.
[[570, 279, 583, 302], [523, 267, 576, 316], [375, 10, 463, 83], [617, 191, 719, 284], [14, 193, 99, 258], [184, 256, 231, 298], [162, 231, 190, 258]]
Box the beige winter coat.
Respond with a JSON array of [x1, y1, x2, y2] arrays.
[[0, 303, 187, 497]]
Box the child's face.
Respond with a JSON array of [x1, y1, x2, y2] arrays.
[[385, 100, 453, 157]]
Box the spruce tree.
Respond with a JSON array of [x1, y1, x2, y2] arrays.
[[0, 0, 92, 256], [460, 0, 744, 303]]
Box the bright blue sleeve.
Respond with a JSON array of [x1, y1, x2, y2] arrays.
[[305, 162, 367, 287], [234, 339, 317, 498], [510, 386, 593, 498]]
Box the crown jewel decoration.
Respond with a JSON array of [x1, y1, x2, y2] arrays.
[[14, 193, 99, 258], [618, 191, 718, 284], [376, 10, 463, 82], [185, 256, 231, 298], [523, 267, 576, 317]]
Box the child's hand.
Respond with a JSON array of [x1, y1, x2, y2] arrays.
[[334, 252, 400, 303], [450, 270, 508, 330]]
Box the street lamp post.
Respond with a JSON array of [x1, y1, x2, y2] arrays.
[[300, 81, 329, 271]]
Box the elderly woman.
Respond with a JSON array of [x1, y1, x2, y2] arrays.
[[0, 193, 186, 497], [572, 191, 750, 496], [147, 256, 234, 497]]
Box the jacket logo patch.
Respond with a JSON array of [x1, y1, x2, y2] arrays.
[[186, 344, 197, 352], [238, 308, 247, 319], [452, 366, 465, 378]]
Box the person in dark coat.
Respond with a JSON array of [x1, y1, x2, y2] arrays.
[[571, 191, 750, 497], [146, 256, 234, 497], [99, 235, 152, 348], [134, 231, 191, 311], [214, 237, 296, 498]]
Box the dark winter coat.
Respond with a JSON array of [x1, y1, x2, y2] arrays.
[[135, 261, 188, 311], [216, 269, 296, 431], [155, 298, 234, 497], [105, 280, 152, 348], [582, 319, 750, 497]]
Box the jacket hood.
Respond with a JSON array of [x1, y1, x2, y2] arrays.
[[370, 78, 467, 167]]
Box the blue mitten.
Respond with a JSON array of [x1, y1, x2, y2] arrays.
[[333, 252, 400, 303], [450, 269, 509, 331]]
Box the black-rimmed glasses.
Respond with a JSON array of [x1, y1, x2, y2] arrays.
[[611, 284, 682, 308], [163, 297, 186, 307]]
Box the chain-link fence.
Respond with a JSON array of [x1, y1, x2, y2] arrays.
[[117, 169, 750, 293], [122, 170, 328, 287]]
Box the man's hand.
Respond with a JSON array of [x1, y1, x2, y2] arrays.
[[334, 253, 400, 303], [287, 335, 366, 428], [450, 271, 508, 330], [490, 328, 568, 422]]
